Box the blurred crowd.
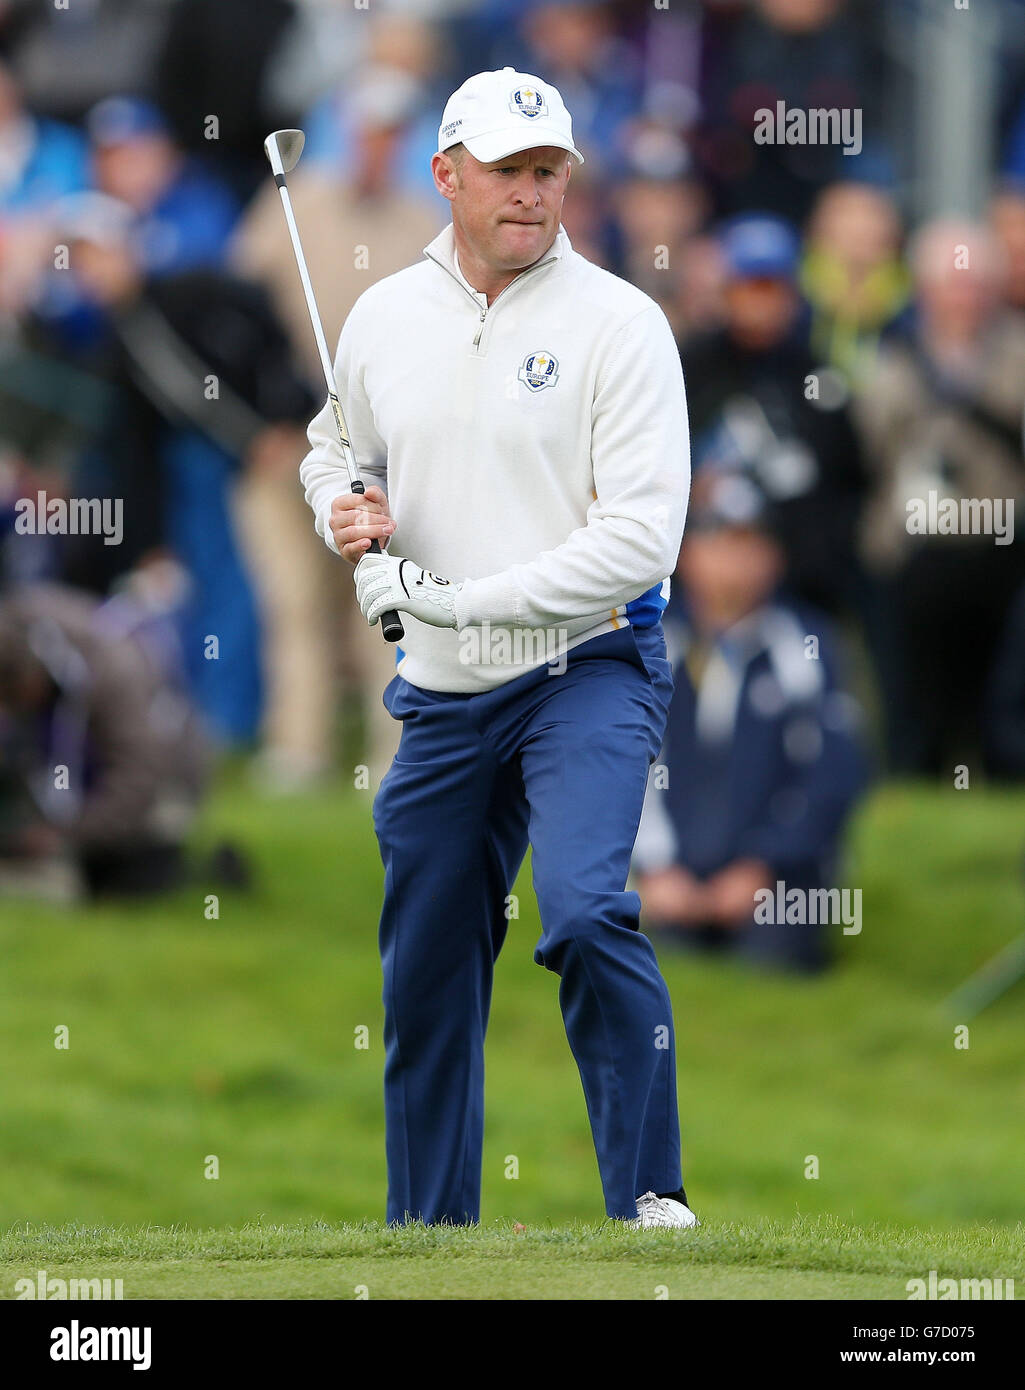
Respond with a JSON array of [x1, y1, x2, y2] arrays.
[[2, 0, 1025, 957]]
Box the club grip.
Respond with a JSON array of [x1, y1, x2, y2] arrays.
[[351, 480, 403, 643], [366, 537, 404, 643]]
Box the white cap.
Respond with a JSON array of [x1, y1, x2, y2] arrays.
[[437, 67, 584, 166]]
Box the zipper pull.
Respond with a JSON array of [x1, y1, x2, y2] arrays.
[[473, 305, 487, 348]]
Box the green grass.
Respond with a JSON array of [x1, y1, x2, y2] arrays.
[[1, 1216, 1022, 1299], [1, 775, 1023, 1297]]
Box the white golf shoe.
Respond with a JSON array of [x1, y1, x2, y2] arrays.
[[630, 1191, 700, 1229]]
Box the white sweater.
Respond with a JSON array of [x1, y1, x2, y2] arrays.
[[300, 224, 691, 693]]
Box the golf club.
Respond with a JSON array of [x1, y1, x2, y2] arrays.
[[263, 128, 403, 643]]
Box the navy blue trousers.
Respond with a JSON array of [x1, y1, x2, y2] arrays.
[[371, 623, 684, 1224]]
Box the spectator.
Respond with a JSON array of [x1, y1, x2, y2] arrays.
[[854, 219, 1025, 773], [261, 0, 370, 123], [233, 68, 442, 363], [232, 64, 442, 788], [633, 469, 868, 975], [556, 157, 618, 269], [38, 192, 316, 745], [0, 0, 172, 126], [0, 582, 210, 900], [86, 96, 240, 276], [681, 212, 868, 617], [671, 231, 730, 340], [800, 180, 910, 386], [298, 14, 446, 202], [155, 0, 299, 206], [609, 126, 709, 334], [697, 0, 887, 221], [24, 97, 241, 348], [518, 0, 645, 178]]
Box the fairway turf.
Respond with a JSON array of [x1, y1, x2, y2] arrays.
[[1, 1217, 1022, 1299], [1, 775, 1023, 1297]]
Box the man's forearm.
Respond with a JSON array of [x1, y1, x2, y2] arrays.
[[452, 508, 685, 631]]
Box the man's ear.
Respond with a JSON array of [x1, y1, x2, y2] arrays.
[[432, 152, 458, 202]]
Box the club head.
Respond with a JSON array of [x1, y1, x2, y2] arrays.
[[263, 129, 305, 177]]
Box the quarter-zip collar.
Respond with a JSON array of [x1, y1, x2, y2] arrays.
[[423, 224, 569, 348]]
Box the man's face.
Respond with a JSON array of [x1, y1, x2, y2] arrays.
[[92, 136, 179, 213], [679, 527, 784, 629], [724, 275, 797, 350], [434, 145, 571, 273]]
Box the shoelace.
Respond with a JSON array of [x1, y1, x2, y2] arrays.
[[636, 1192, 678, 1227]]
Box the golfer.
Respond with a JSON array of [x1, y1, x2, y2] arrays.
[[300, 68, 695, 1228]]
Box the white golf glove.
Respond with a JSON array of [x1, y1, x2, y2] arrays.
[[354, 552, 462, 630]]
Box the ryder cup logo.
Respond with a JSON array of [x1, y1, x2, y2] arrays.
[[510, 86, 548, 119], [519, 351, 559, 392]]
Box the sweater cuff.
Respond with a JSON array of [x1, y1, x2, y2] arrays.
[[318, 504, 341, 556], [453, 571, 522, 630]]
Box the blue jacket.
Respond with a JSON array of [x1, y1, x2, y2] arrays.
[[0, 118, 88, 213], [634, 592, 869, 882], [133, 161, 240, 274]]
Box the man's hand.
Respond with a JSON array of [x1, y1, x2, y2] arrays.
[[330, 486, 396, 565], [354, 552, 462, 630], [704, 858, 773, 927], [637, 864, 711, 926]]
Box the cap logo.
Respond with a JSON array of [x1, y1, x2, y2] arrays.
[[441, 118, 463, 140], [518, 351, 560, 392], [510, 86, 548, 120]]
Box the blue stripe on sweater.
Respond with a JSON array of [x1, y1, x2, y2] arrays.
[[625, 578, 670, 629]]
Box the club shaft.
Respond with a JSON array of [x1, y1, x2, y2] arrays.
[[273, 181, 358, 486], [273, 180, 342, 406], [271, 171, 404, 643]]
